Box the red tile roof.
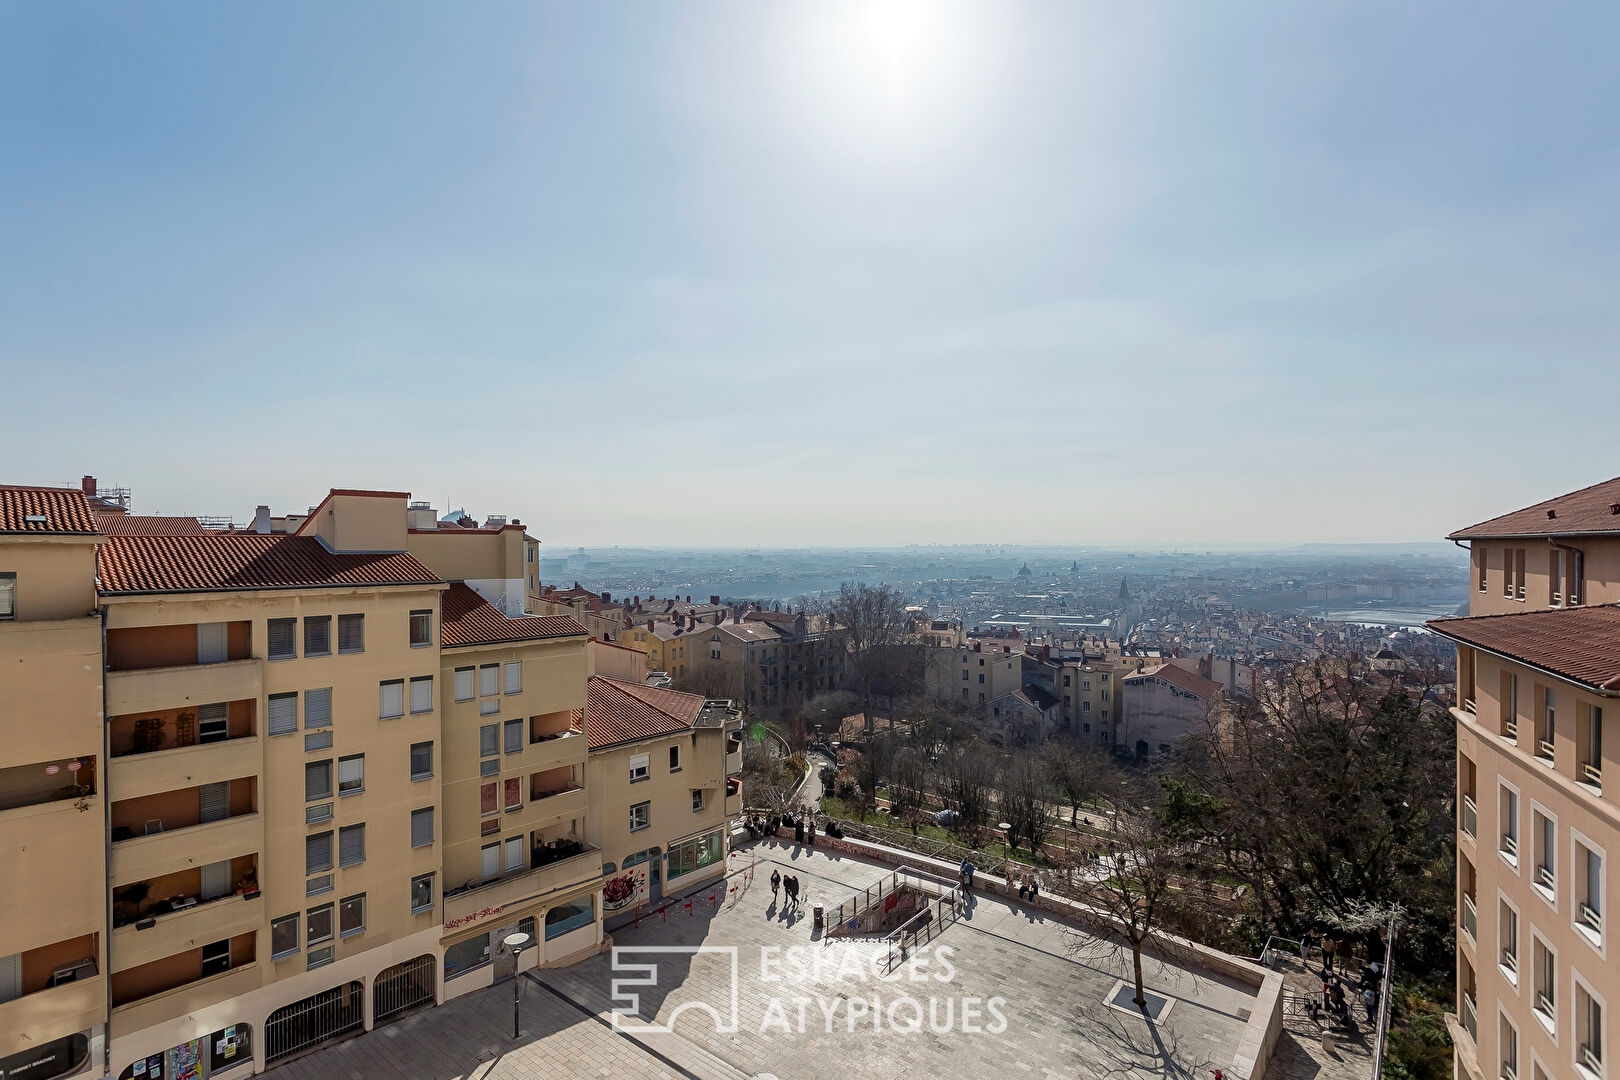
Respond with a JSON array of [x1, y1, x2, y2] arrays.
[[585, 675, 704, 750], [1450, 476, 1620, 539], [1125, 662, 1224, 700], [440, 582, 587, 647], [97, 534, 442, 595], [95, 513, 207, 536], [1428, 606, 1620, 692], [0, 485, 99, 535]]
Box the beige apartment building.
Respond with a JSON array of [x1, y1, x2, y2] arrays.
[[0, 486, 107, 1080], [1429, 476, 1620, 1080]]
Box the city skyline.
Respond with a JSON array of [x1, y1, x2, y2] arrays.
[[3, 1, 1617, 546]]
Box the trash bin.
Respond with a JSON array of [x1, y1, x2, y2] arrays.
[[813, 905, 824, 931]]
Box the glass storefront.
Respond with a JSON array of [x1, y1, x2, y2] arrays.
[[665, 828, 725, 881], [116, 1026, 249, 1080]]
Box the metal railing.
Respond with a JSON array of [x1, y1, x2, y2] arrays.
[[1504, 718, 1518, 738], [1462, 893, 1478, 940], [1585, 761, 1603, 786], [1537, 739, 1556, 761], [1462, 991, 1478, 1040], [374, 954, 436, 1027], [1502, 834, 1519, 859], [1580, 902, 1603, 934], [825, 865, 960, 938], [266, 980, 365, 1064], [883, 885, 963, 973], [1537, 865, 1556, 891], [1462, 795, 1478, 838]]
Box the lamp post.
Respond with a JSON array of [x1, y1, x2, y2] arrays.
[[503, 932, 531, 1038]]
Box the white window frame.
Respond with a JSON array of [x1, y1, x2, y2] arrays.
[[1500, 777, 1522, 873], [479, 664, 499, 697], [630, 801, 650, 832], [409, 675, 433, 715], [504, 835, 524, 872], [268, 692, 298, 737], [338, 754, 364, 796], [1532, 802, 1558, 908], [481, 842, 500, 879], [692, 788, 704, 813], [1530, 928, 1558, 1039], [629, 754, 650, 783], [1501, 1008, 1520, 1080], [1572, 828, 1606, 956], [454, 667, 475, 702], [380, 679, 405, 720], [1573, 970, 1606, 1080], [409, 609, 433, 648], [1499, 890, 1521, 989], [503, 661, 522, 695]]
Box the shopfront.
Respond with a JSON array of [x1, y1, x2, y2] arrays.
[[115, 1025, 250, 1080], [0, 1033, 90, 1080], [664, 827, 725, 884]]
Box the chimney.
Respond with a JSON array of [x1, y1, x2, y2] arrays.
[[710, 595, 720, 606], [686, 595, 692, 603], [254, 505, 272, 534], [601, 592, 611, 604], [81, 475, 97, 497]]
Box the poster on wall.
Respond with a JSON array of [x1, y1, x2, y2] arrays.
[[601, 863, 649, 913], [166, 1038, 202, 1080]]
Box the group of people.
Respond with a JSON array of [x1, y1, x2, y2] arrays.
[[1004, 864, 1041, 901], [1310, 937, 1383, 1025], [769, 868, 803, 914]]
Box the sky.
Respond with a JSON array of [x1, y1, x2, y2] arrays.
[[2, 1, 1616, 547]]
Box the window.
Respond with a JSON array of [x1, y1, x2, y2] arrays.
[[1479, 547, 1489, 593], [379, 679, 404, 719], [481, 842, 500, 878], [334, 754, 363, 797], [1534, 810, 1557, 897], [338, 613, 365, 653], [304, 616, 331, 657], [1577, 980, 1604, 1077], [1501, 783, 1520, 862], [306, 760, 332, 802], [454, 667, 474, 702], [504, 661, 522, 695], [480, 724, 499, 759], [268, 618, 297, 660], [305, 688, 332, 729], [480, 664, 499, 697], [0, 573, 13, 620], [961, 670, 968, 681], [1501, 1012, 1519, 1080], [1532, 935, 1556, 1028], [307, 945, 334, 971], [410, 873, 434, 914], [630, 801, 650, 831], [339, 823, 366, 867], [504, 777, 520, 813], [410, 610, 432, 647], [670, 745, 681, 772], [306, 831, 333, 875], [198, 702, 229, 743], [1504, 672, 1521, 739], [504, 835, 524, 871], [1516, 548, 1527, 600], [667, 829, 725, 880], [411, 807, 434, 847], [692, 788, 704, 812], [307, 873, 333, 898], [1063, 674, 1071, 686], [443, 933, 490, 979], [306, 731, 333, 752], [1500, 898, 1519, 980], [481, 782, 498, 818], [1584, 704, 1604, 787], [1577, 837, 1604, 942], [271, 914, 299, 960], [306, 801, 333, 825], [630, 754, 650, 783], [1538, 686, 1557, 762], [201, 939, 232, 977], [978, 673, 985, 684], [268, 692, 298, 736], [504, 719, 523, 754], [340, 892, 366, 938], [410, 741, 434, 781], [307, 903, 334, 946], [545, 898, 594, 940], [409, 676, 433, 714], [1083, 701, 1092, 713], [1082, 722, 1090, 734]]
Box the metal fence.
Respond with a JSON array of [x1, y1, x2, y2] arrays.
[[266, 980, 365, 1064], [824, 864, 960, 938], [374, 954, 437, 1027]]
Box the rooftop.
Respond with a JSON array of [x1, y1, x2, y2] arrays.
[[439, 582, 588, 648], [1125, 662, 1225, 699], [1428, 605, 1620, 691], [1449, 475, 1620, 539], [585, 674, 705, 750], [0, 485, 98, 535], [95, 513, 207, 536], [96, 534, 442, 595]]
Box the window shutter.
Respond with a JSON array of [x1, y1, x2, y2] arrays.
[[338, 755, 364, 794], [0, 952, 22, 1004], [504, 719, 522, 754], [305, 615, 331, 655], [306, 832, 332, 875], [504, 662, 522, 695], [306, 761, 331, 801], [410, 676, 433, 714], [305, 688, 332, 729], [411, 808, 434, 848], [267, 618, 296, 660], [199, 782, 229, 823], [339, 824, 365, 866], [198, 622, 228, 664], [198, 702, 229, 742], [454, 668, 474, 701], [268, 693, 298, 736], [338, 613, 364, 652], [481, 844, 500, 878], [201, 859, 231, 900], [380, 680, 404, 719], [480, 665, 499, 697], [505, 835, 524, 871], [480, 725, 499, 758], [410, 741, 433, 779]]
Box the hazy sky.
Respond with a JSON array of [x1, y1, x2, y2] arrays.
[[2, 2, 1616, 547]]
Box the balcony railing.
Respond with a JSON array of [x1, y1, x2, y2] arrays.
[[1501, 834, 1519, 859], [1463, 697, 1478, 715], [1580, 902, 1603, 934], [1462, 893, 1478, 940], [1461, 795, 1478, 838], [1462, 991, 1478, 1040], [1584, 761, 1603, 786], [1537, 865, 1556, 892], [1537, 739, 1556, 761], [1581, 1045, 1602, 1075], [1501, 950, 1517, 977], [1503, 718, 1518, 739]]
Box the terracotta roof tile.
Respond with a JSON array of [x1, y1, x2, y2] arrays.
[[585, 675, 704, 750], [95, 513, 208, 536], [1450, 476, 1620, 539], [440, 582, 587, 647], [1428, 606, 1620, 691], [0, 485, 98, 534], [1125, 662, 1224, 699], [97, 534, 441, 595]]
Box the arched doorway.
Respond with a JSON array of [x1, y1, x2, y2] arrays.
[[374, 955, 436, 1027], [266, 980, 364, 1064], [1134, 739, 1149, 759]]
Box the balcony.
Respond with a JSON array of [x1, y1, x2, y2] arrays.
[[111, 813, 261, 886], [442, 843, 601, 927], [0, 971, 104, 1061], [111, 951, 259, 1033], [1462, 991, 1478, 1041], [526, 782, 588, 824], [109, 737, 260, 803], [1584, 761, 1602, 788], [726, 777, 742, 817], [1461, 795, 1477, 839], [107, 658, 261, 717], [111, 893, 263, 974], [525, 728, 588, 770], [1462, 893, 1478, 941]]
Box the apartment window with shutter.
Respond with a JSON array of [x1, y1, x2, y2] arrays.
[[630, 754, 650, 783], [410, 610, 432, 647], [306, 760, 332, 802], [410, 873, 434, 914], [304, 688, 332, 729], [410, 741, 433, 781], [480, 664, 499, 697], [338, 613, 365, 653], [338, 754, 364, 796], [480, 724, 499, 759], [504, 661, 522, 694], [1478, 547, 1489, 592], [338, 823, 365, 867], [504, 777, 521, 812], [410, 675, 433, 714], [380, 679, 404, 719], [410, 807, 434, 847], [481, 842, 500, 878], [1504, 549, 1515, 598], [307, 874, 333, 898], [0, 574, 14, 620], [198, 702, 229, 743], [304, 615, 331, 657], [268, 618, 297, 660], [504, 718, 523, 754], [269, 692, 298, 736], [340, 893, 366, 937], [271, 914, 299, 960], [504, 835, 524, 871], [306, 831, 333, 875], [454, 667, 474, 701]]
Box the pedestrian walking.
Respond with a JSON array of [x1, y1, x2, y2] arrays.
[[1323, 936, 1337, 973], [770, 869, 781, 902], [795, 817, 805, 844], [960, 858, 976, 893], [1361, 987, 1376, 1021], [807, 819, 816, 847]]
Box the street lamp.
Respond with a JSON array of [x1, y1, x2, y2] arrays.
[[503, 932, 531, 1038]]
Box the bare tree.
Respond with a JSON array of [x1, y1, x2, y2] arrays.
[[997, 753, 1052, 853], [850, 732, 896, 819], [938, 739, 996, 845], [1044, 740, 1117, 824], [890, 745, 931, 835], [672, 663, 742, 702], [829, 582, 919, 727]]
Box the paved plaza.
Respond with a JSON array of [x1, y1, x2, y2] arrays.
[[274, 839, 1369, 1080]]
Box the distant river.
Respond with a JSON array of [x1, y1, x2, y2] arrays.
[[1316, 605, 1463, 628]]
